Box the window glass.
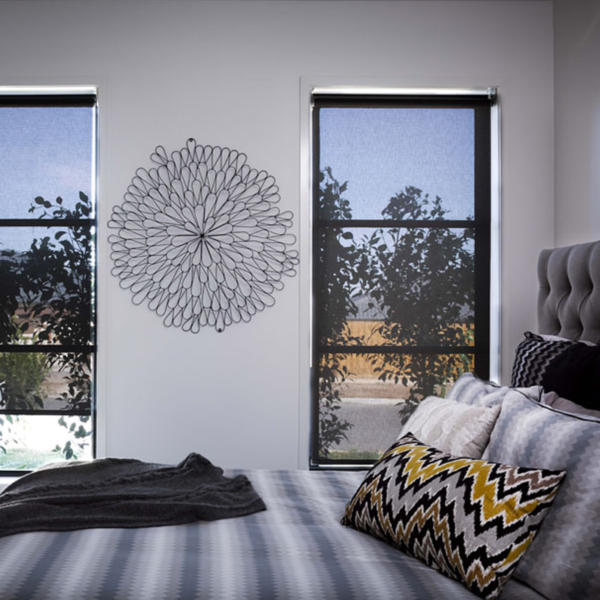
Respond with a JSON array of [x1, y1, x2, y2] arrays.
[[318, 108, 474, 221], [0, 107, 94, 219], [0, 414, 92, 469], [0, 96, 96, 472], [317, 352, 475, 462], [0, 225, 94, 345], [312, 96, 491, 466], [0, 351, 93, 411], [316, 227, 475, 346]]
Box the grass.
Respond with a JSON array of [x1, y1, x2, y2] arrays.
[[0, 448, 64, 471], [326, 449, 382, 461]]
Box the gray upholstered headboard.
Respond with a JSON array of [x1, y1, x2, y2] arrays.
[[538, 240, 600, 343]]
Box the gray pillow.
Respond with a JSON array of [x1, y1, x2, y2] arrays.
[[483, 393, 600, 600], [446, 372, 541, 407]]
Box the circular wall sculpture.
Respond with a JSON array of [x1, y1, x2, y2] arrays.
[[108, 138, 298, 333]]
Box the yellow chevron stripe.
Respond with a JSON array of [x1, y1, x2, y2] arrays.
[[383, 443, 474, 486], [384, 442, 545, 526], [467, 462, 542, 525]]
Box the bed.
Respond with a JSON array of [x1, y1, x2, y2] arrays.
[[0, 469, 543, 600], [0, 239, 597, 600]]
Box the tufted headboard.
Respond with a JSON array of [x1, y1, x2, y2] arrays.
[[538, 240, 600, 343]]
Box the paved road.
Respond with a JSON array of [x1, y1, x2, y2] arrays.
[[331, 400, 406, 455]]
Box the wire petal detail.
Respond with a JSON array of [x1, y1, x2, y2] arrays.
[[108, 138, 298, 332]]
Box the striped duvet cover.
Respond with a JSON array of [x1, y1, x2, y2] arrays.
[[0, 469, 543, 600]]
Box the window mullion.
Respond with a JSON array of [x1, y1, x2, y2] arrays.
[[318, 346, 477, 354], [317, 219, 478, 229]]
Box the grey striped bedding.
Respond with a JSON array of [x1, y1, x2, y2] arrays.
[[0, 469, 543, 600]]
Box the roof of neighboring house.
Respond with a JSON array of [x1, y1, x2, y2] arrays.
[[349, 294, 387, 320], [349, 293, 474, 322]]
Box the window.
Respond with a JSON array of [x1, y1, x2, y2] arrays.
[[311, 92, 494, 467], [0, 91, 97, 473]]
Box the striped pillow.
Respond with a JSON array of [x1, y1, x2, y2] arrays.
[[483, 394, 600, 600], [446, 372, 541, 407], [510, 331, 574, 387]]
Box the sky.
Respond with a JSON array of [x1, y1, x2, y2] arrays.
[[1, 105, 473, 249], [319, 107, 474, 221], [0, 106, 94, 251]]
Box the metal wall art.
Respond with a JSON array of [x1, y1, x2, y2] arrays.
[[108, 138, 298, 332]]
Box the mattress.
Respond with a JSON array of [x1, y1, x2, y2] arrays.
[[0, 469, 543, 600]]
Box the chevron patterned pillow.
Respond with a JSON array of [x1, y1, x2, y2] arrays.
[[342, 434, 565, 600], [511, 331, 574, 387]]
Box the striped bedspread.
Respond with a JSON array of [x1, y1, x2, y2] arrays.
[[0, 469, 542, 600]]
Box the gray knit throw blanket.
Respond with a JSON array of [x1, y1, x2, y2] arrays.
[[0, 453, 266, 538]]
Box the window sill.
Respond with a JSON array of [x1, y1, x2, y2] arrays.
[[0, 476, 19, 491]]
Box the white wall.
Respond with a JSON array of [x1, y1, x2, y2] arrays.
[[0, 0, 554, 469], [554, 0, 600, 246]]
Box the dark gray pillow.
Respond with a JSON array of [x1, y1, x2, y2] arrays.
[[542, 391, 600, 419], [541, 343, 600, 409]]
